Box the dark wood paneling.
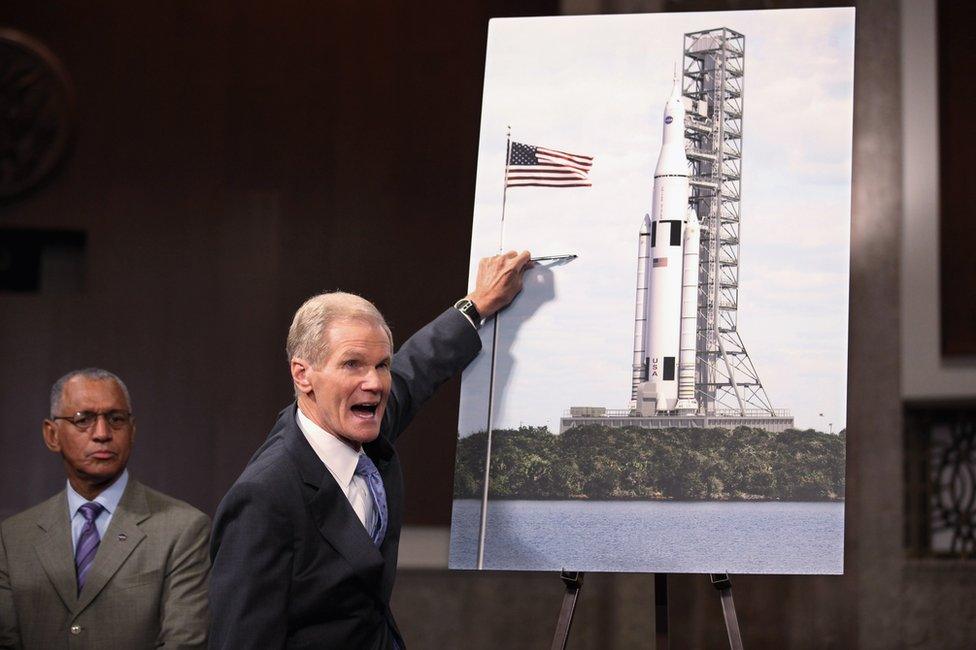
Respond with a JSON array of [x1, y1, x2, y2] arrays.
[[0, 0, 556, 523], [938, 1, 976, 356]]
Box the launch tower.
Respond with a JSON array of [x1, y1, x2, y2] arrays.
[[561, 27, 793, 434], [683, 27, 778, 418]]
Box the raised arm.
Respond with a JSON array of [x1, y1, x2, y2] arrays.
[[383, 250, 532, 437]]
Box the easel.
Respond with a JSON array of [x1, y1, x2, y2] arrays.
[[550, 571, 744, 649]]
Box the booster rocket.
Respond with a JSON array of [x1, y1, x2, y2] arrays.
[[631, 78, 701, 415]]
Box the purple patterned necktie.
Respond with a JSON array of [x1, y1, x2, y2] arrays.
[[75, 502, 104, 594], [354, 454, 388, 547]]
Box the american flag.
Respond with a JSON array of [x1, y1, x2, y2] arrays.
[[506, 141, 593, 188]]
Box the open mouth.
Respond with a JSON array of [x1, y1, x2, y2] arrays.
[[350, 402, 379, 419]]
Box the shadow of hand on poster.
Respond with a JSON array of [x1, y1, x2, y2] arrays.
[[477, 261, 562, 570], [489, 261, 560, 425]]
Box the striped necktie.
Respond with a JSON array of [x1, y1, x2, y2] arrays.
[[354, 454, 388, 547], [75, 502, 105, 593]]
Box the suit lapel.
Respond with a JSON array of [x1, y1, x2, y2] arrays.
[[32, 491, 80, 612], [281, 406, 386, 599], [74, 480, 149, 613]]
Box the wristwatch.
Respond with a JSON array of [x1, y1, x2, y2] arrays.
[[454, 298, 483, 329]]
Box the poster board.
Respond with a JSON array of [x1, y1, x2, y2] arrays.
[[450, 8, 854, 574]]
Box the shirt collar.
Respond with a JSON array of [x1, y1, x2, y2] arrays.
[[296, 407, 360, 489], [66, 469, 129, 518]]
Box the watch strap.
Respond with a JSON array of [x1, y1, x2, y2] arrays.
[[454, 298, 483, 329]]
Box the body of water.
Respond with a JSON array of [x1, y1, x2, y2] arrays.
[[449, 499, 844, 574]]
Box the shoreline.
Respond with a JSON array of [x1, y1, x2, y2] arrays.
[[452, 495, 846, 503]]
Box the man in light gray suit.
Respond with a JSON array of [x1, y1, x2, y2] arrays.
[[0, 368, 210, 649]]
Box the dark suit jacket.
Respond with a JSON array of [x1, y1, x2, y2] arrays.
[[209, 308, 481, 649], [0, 479, 210, 650]]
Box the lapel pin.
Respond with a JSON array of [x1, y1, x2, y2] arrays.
[[117, 533, 127, 542]]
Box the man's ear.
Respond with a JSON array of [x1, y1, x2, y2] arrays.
[[291, 358, 313, 395], [42, 420, 62, 453]]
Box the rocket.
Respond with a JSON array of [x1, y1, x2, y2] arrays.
[[631, 78, 700, 415]]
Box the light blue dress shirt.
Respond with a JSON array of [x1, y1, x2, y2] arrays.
[[66, 469, 129, 553]]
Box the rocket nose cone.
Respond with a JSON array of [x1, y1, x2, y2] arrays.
[[663, 102, 684, 128], [657, 75, 688, 152], [668, 77, 682, 101], [662, 80, 685, 123]]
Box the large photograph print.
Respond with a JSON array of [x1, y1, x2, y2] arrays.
[[450, 8, 854, 574]]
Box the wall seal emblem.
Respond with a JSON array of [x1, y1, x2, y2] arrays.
[[0, 29, 74, 201]]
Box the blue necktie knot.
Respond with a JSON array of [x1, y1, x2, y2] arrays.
[[79, 502, 104, 523], [355, 454, 379, 479], [355, 454, 388, 547]]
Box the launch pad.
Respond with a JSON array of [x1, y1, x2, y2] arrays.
[[558, 407, 794, 434]]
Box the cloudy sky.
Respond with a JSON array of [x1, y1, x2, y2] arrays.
[[458, 8, 855, 435]]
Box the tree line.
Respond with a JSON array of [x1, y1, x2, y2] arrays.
[[453, 424, 845, 501]]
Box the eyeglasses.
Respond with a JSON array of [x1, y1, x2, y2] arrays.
[[51, 410, 134, 431]]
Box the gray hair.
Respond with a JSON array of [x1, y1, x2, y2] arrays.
[[50, 368, 132, 417], [286, 291, 393, 368]]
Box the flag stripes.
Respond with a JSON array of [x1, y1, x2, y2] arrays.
[[506, 141, 593, 188]]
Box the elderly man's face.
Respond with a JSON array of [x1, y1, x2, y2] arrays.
[[298, 320, 392, 449], [43, 377, 134, 496]]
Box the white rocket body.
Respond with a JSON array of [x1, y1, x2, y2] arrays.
[[632, 80, 700, 414]]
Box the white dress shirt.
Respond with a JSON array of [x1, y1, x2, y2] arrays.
[[66, 469, 129, 553], [296, 407, 376, 535]]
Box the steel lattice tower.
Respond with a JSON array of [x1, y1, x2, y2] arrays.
[[682, 28, 776, 417]]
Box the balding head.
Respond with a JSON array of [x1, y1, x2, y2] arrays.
[[50, 368, 132, 418], [286, 292, 393, 368]]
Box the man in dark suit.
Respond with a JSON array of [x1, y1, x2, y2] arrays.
[[0, 368, 210, 649], [209, 251, 531, 649]]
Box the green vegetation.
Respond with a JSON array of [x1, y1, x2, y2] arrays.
[[453, 425, 846, 501]]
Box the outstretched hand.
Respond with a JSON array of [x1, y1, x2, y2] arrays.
[[467, 250, 533, 319]]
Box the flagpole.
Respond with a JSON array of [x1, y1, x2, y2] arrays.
[[476, 126, 511, 570]]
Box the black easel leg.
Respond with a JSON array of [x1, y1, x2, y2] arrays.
[[550, 571, 584, 650], [654, 573, 669, 650], [709, 573, 744, 650]]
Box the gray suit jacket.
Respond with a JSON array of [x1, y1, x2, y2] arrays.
[[0, 479, 210, 649]]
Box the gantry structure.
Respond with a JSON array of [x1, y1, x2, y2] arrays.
[[682, 27, 778, 417]]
